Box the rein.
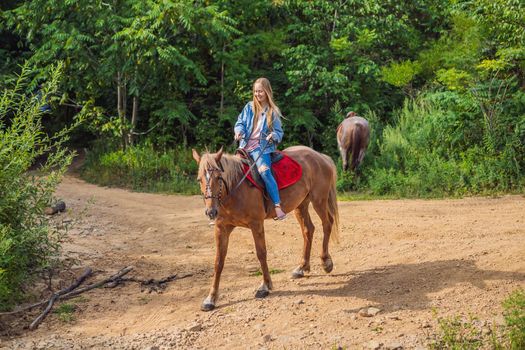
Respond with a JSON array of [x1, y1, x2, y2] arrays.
[[202, 138, 272, 207], [227, 138, 272, 200]]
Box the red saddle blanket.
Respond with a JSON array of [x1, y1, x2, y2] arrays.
[[241, 152, 302, 191]]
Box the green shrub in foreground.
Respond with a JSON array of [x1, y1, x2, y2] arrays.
[[503, 289, 525, 349], [429, 289, 525, 349], [0, 63, 75, 310]]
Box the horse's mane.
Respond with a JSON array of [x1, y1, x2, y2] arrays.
[[199, 152, 244, 190]]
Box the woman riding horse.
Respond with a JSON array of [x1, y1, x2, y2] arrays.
[[192, 145, 340, 311], [234, 77, 286, 220]]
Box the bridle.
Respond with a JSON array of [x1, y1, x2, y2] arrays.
[[202, 166, 228, 207], [200, 138, 273, 208]]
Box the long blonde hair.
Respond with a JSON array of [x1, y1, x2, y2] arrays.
[[252, 77, 282, 131]]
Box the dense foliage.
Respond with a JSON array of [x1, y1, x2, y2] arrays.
[[1, 0, 523, 196], [81, 141, 198, 194], [0, 64, 79, 309]]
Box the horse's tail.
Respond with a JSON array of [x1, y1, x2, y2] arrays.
[[350, 125, 362, 171], [328, 161, 340, 244]]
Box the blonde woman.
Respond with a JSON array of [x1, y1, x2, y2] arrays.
[[234, 77, 286, 220]]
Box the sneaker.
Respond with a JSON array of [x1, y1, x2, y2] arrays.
[[273, 205, 287, 221]]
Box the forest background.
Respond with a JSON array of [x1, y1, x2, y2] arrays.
[[2, 0, 524, 197], [1, 0, 524, 310]]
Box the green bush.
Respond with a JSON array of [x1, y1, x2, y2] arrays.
[[362, 93, 524, 198], [0, 63, 75, 310], [429, 289, 525, 349], [430, 315, 484, 350], [503, 289, 525, 349], [81, 141, 199, 195]]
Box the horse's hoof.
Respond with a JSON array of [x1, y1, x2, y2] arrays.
[[255, 289, 269, 299], [291, 268, 304, 279], [201, 302, 215, 311], [322, 258, 333, 273]]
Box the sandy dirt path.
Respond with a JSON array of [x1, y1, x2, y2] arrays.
[[2, 175, 524, 349]]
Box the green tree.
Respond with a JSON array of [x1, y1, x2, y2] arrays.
[[5, 0, 238, 149]]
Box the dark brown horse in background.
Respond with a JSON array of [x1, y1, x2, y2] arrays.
[[192, 145, 339, 311], [337, 111, 370, 172]]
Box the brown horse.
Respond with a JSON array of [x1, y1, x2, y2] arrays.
[[337, 111, 370, 172], [192, 145, 339, 311]]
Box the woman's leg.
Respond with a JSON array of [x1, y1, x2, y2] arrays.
[[250, 150, 286, 219]]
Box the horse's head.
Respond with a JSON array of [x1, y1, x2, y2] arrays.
[[192, 147, 224, 220]]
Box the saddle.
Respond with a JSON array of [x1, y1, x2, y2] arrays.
[[235, 149, 302, 192]]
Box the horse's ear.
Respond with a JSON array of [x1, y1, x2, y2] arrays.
[[215, 146, 224, 162], [192, 148, 201, 163], [346, 111, 357, 118]]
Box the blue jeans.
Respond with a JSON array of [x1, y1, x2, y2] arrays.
[[248, 148, 281, 206]]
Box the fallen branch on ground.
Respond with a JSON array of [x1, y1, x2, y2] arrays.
[[0, 266, 192, 330], [0, 267, 94, 316], [28, 267, 93, 330], [110, 273, 193, 292], [29, 266, 133, 330]]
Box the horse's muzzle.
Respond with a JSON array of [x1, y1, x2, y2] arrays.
[[205, 207, 218, 220]]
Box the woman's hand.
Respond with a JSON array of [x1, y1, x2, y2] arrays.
[[265, 133, 274, 141], [234, 132, 244, 141]]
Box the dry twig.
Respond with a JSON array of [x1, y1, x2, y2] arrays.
[[1, 266, 192, 330], [29, 267, 93, 330]]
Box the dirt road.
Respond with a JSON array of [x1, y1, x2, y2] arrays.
[[2, 176, 525, 349]]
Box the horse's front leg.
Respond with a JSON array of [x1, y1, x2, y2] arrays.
[[250, 221, 273, 298], [201, 223, 234, 311]]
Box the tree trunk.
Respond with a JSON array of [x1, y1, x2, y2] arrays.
[[117, 71, 128, 150], [219, 43, 225, 118], [129, 95, 139, 146], [332, 8, 338, 33], [182, 124, 188, 147]]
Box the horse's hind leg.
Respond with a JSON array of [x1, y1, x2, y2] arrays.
[[358, 149, 366, 164], [291, 200, 315, 279], [339, 146, 349, 172], [312, 198, 334, 273]]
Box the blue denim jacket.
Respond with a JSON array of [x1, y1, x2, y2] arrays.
[[234, 102, 284, 154]]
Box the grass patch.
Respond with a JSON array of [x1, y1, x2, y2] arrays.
[[503, 289, 525, 349], [250, 268, 285, 277], [337, 191, 402, 201], [429, 289, 525, 349], [70, 296, 89, 303], [138, 295, 153, 305], [371, 325, 384, 333], [54, 303, 77, 323], [222, 306, 235, 314], [429, 315, 485, 349]]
